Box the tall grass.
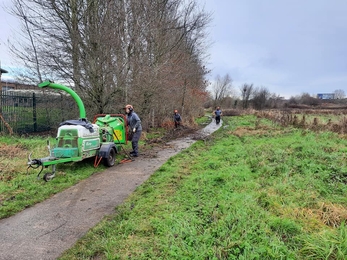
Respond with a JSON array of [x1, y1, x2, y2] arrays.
[[0, 135, 116, 219], [0, 119, 205, 220], [59, 115, 347, 259]]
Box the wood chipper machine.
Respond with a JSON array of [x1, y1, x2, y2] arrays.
[[27, 80, 129, 181]]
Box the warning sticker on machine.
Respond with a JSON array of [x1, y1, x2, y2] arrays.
[[113, 130, 123, 141]]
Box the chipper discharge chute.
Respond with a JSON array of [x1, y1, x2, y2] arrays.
[[27, 80, 128, 181]]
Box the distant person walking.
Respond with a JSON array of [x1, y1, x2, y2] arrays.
[[173, 109, 182, 128], [214, 106, 222, 125], [124, 104, 142, 157]]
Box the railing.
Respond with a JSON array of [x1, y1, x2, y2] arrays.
[[0, 90, 79, 135]]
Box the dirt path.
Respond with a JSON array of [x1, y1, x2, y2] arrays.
[[0, 121, 221, 260]]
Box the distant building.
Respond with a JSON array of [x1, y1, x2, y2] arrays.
[[317, 93, 335, 99], [1, 80, 37, 92]]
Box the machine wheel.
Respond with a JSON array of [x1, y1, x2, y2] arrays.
[[43, 172, 55, 182], [103, 148, 116, 167]]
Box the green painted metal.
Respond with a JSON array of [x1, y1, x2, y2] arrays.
[[38, 80, 86, 119], [53, 147, 79, 158], [95, 115, 126, 144], [82, 138, 100, 151]]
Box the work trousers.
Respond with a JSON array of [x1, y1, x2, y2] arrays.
[[131, 130, 142, 155], [215, 116, 221, 124]]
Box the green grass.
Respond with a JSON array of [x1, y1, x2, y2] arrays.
[[195, 114, 211, 125], [0, 134, 133, 219], [58, 115, 347, 259], [0, 134, 108, 219], [301, 113, 347, 125], [2, 115, 347, 258], [0, 121, 196, 220]]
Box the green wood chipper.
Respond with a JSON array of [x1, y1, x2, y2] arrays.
[[27, 80, 130, 181]]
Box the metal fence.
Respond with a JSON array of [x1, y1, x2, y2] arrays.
[[0, 90, 79, 135]]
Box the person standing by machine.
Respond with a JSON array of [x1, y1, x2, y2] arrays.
[[124, 104, 142, 157], [173, 109, 182, 128]]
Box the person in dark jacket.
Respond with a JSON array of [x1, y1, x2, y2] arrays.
[[124, 104, 142, 157], [173, 109, 182, 128], [214, 106, 222, 125]]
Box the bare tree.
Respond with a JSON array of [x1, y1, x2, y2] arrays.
[[334, 89, 345, 99], [124, 0, 212, 126], [240, 83, 253, 109], [9, 0, 123, 115], [299, 92, 319, 106], [211, 74, 233, 107], [252, 86, 270, 110], [267, 93, 283, 108], [9, 0, 212, 125]]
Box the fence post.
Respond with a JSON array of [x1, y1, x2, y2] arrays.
[[33, 92, 37, 132], [0, 90, 2, 132]]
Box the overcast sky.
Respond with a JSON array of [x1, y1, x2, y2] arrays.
[[1, 0, 347, 98], [200, 0, 347, 98], [0, 0, 18, 70]]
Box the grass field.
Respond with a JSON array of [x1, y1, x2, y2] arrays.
[[0, 135, 107, 219], [57, 115, 347, 259], [0, 134, 132, 219], [0, 118, 206, 220], [1, 114, 347, 259]]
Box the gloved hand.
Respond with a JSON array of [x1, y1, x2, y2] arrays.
[[133, 128, 136, 133]]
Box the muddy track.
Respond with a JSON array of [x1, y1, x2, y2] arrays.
[[0, 121, 221, 260]]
